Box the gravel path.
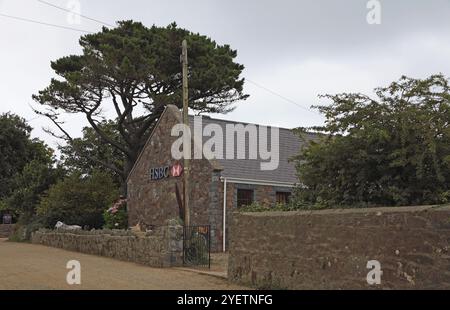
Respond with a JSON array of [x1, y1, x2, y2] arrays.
[[0, 239, 247, 290]]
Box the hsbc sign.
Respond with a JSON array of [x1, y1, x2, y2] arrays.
[[149, 163, 183, 181], [171, 163, 183, 177]]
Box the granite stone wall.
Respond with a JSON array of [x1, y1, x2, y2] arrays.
[[228, 205, 450, 289], [0, 224, 15, 238], [31, 225, 183, 268]]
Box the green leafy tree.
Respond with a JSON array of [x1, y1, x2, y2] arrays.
[[37, 171, 119, 228], [293, 74, 450, 208], [59, 121, 124, 188], [4, 147, 64, 223], [0, 113, 62, 225], [0, 113, 48, 199], [33, 21, 248, 193]]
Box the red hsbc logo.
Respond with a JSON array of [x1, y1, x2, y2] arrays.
[[171, 163, 183, 177]]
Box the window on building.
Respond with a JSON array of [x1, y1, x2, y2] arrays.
[[237, 189, 254, 208], [276, 192, 291, 204]]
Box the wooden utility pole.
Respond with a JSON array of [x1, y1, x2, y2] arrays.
[[181, 39, 190, 226]]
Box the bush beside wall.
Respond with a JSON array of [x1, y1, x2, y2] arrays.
[[228, 205, 450, 289]]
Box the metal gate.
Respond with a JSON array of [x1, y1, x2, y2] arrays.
[[183, 225, 211, 268]]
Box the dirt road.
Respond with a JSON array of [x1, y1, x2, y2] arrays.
[[0, 239, 247, 290]]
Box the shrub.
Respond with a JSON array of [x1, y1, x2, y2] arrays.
[[37, 171, 119, 229], [8, 217, 45, 242], [103, 197, 128, 229], [8, 225, 27, 242], [239, 202, 305, 212], [293, 74, 450, 209]]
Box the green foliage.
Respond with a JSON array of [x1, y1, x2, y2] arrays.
[[0, 113, 49, 199], [103, 198, 128, 229], [8, 218, 45, 242], [0, 113, 63, 224], [4, 153, 64, 223], [37, 171, 119, 229], [33, 21, 248, 192], [239, 202, 303, 212], [59, 122, 124, 188], [7, 225, 27, 243], [293, 74, 450, 208]]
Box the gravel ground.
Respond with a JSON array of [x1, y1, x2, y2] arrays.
[[0, 239, 247, 290]]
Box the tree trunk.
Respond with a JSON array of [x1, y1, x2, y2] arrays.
[[121, 148, 141, 197]]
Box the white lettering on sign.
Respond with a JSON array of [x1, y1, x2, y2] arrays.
[[149, 166, 170, 180]]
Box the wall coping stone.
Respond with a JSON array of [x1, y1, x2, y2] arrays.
[[237, 204, 450, 217]]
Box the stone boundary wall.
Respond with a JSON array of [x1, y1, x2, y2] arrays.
[[31, 225, 183, 268], [0, 224, 15, 238], [228, 205, 450, 289]]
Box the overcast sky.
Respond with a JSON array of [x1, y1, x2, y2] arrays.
[[1, 0, 449, 151]]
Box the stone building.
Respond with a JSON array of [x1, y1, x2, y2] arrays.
[[127, 105, 313, 252]]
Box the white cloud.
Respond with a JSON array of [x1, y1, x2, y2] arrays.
[[0, 0, 449, 152]]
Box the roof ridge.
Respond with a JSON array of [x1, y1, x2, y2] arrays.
[[188, 114, 300, 132]]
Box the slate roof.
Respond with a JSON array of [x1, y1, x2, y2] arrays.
[[188, 115, 315, 185]]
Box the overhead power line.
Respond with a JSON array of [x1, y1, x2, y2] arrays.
[[1, 4, 318, 117], [0, 12, 94, 33], [37, 0, 320, 117], [37, 0, 115, 28], [246, 78, 320, 116]]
